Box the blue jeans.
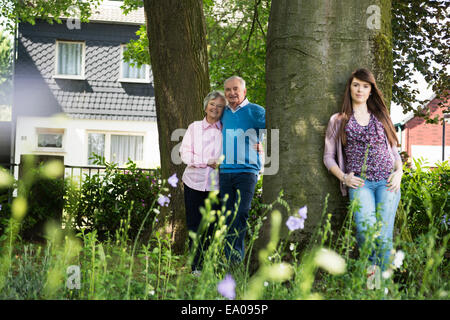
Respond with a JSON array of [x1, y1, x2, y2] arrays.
[[219, 172, 258, 264], [348, 178, 401, 271]]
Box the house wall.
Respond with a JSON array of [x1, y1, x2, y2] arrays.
[[404, 98, 450, 166], [14, 20, 155, 120], [15, 116, 160, 168], [12, 19, 160, 173]]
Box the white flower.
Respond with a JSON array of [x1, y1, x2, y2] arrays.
[[314, 248, 346, 275], [382, 269, 393, 279], [265, 263, 294, 282], [392, 250, 405, 269], [149, 290, 155, 296], [289, 243, 295, 251], [264, 281, 269, 287]]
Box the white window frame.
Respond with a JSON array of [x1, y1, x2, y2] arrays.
[[86, 130, 145, 166], [118, 44, 151, 83], [35, 128, 66, 152], [53, 40, 86, 80]]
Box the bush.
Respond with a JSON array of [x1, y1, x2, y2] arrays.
[[399, 159, 449, 239], [22, 172, 65, 240], [0, 189, 11, 239], [67, 155, 161, 241], [0, 163, 65, 242]]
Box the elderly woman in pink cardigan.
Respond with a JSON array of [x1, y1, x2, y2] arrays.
[[180, 91, 226, 275], [323, 68, 403, 289]]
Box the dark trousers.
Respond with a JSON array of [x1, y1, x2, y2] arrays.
[[219, 172, 258, 264], [184, 183, 218, 271]]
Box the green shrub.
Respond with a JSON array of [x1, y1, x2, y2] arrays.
[[23, 172, 65, 241], [0, 164, 65, 242], [400, 159, 449, 239], [68, 155, 161, 241]]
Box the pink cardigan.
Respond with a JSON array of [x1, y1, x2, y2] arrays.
[[323, 113, 401, 196]]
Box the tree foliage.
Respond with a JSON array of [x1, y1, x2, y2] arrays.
[[0, 0, 102, 31], [392, 0, 449, 122], [205, 0, 269, 106], [0, 31, 12, 107]]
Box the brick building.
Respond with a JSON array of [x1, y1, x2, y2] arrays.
[[395, 94, 450, 167]]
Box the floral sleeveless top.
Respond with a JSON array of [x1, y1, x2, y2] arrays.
[[344, 113, 393, 181]]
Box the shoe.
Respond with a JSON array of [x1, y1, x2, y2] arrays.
[[366, 265, 381, 290], [191, 270, 202, 277]]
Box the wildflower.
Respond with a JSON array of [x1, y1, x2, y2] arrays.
[[442, 214, 450, 226], [286, 216, 304, 231], [168, 173, 178, 188], [298, 206, 307, 220], [266, 263, 294, 282], [264, 281, 269, 287], [382, 269, 393, 279], [157, 195, 170, 207], [149, 290, 155, 296], [392, 250, 405, 269], [289, 243, 295, 251], [217, 274, 236, 300], [314, 248, 346, 275]]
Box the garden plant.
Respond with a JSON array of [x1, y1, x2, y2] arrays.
[[0, 158, 448, 300]]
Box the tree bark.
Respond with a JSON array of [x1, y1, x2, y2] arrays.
[[143, 0, 210, 253], [259, 0, 392, 252]]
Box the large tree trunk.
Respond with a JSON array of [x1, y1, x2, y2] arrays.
[[259, 0, 392, 252], [143, 0, 210, 253]]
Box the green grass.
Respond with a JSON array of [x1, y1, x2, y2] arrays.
[[0, 189, 448, 300], [0, 160, 448, 300]]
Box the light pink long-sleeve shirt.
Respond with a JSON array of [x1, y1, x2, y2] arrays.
[[180, 117, 222, 192], [323, 113, 401, 196]]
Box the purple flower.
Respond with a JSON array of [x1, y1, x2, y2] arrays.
[[298, 206, 307, 220], [168, 173, 178, 188], [217, 274, 236, 300], [442, 214, 450, 226], [286, 216, 304, 231], [157, 195, 170, 207]]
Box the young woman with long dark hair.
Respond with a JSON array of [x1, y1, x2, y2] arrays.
[[323, 68, 403, 288]]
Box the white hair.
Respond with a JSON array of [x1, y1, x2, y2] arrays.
[[203, 91, 226, 110], [224, 76, 246, 90]]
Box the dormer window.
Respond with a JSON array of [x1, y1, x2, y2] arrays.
[[119, 44, 150, 83], [54, 40, 85, 80]]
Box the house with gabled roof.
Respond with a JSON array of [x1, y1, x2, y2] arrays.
[[394, 94, 450, 167], [11, 0, 160, 173]]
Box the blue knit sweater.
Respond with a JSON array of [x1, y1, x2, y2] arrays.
[[220, 101, 266, 175]]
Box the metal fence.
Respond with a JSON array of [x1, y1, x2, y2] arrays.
[[0, 163, 156, 203]]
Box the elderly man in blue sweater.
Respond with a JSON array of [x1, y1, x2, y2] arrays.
[[219, 76, 266, 265]]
